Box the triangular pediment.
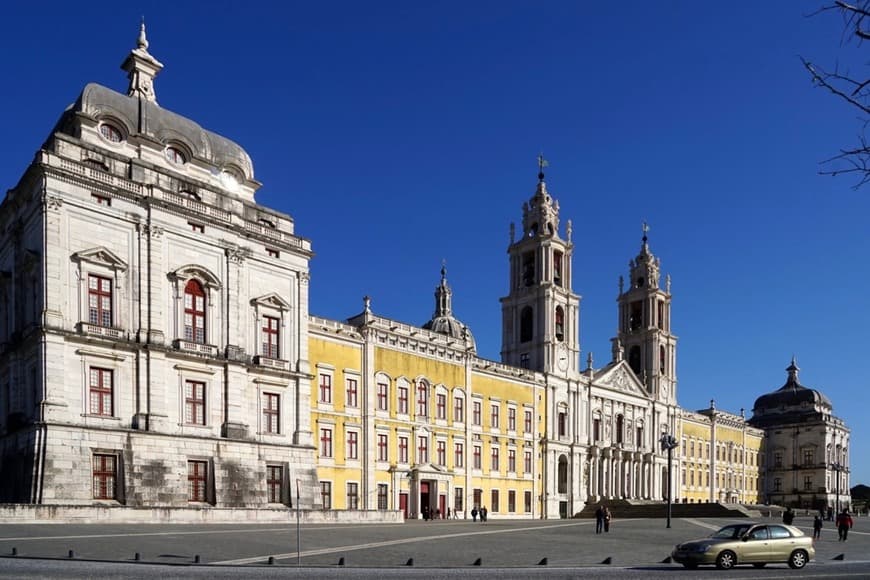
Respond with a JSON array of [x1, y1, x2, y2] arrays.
[[251, 292, 292, 310], [594, 361, 648, 396], [71, 247, 127, 271], [410, 462, 448, 475]]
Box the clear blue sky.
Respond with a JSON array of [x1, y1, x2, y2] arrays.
[[2, 1, 867, 486]]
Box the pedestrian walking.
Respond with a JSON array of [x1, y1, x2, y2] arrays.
[[480, 506, 488, 523], [603, 506, 612, 533], [813, 515, 823, 540], [836, 509, 853, 541], [471, 507, 478, 522], [594, 505, 605, 534], [782, 507, 795, 525]]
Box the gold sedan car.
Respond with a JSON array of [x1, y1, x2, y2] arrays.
[[671, 522, 814, 570]]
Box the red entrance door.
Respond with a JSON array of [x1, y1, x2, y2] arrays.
[[439, 494, 446, 519], [399, 493, 408, 519]]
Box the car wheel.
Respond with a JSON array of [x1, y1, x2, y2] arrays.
[[752, 563, 766, 568], [788, 550, 808, 569], [715, 550, 736, 570]]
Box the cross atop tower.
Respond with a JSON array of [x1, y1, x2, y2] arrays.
[[537, 153, 549, 182]]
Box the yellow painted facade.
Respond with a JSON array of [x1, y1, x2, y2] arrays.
[[309, 314, 544, 519], [678, 406, 764, 504]]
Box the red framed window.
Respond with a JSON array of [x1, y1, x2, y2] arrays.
[[454, 443, 464, 468], [262, 393, 280, 434], [377, 382, 388, 411], [524, 451, 532, 473], [491, 447, 500, 471], [183, 279, 206, 344], [377, 433, 388, 461], [524, 410, 533, 433], [347, 482, 359, 510], [473, 445, 481, 469], [508, 490, 516, 513], [100, 123, 122, 142], [491, 489, 500, 512], [319, 374, 332, 403], [454, 397, 464, 422], [398, 386, 409, 414], [416, 382, 428, 417], [89, 367, 113, 416], [508, 408, 516, 431], [436, 440, 446, 466], [88, 274, 113, 327], [92, 454, 116, 499], [346, 378, 358, 407], [473, 401, 481, 426], [398, 436, 409, 463], [490, 405, 499, 429], [417, 436, 428, 464], [262, 316, 280, 359], [508, 449, 516, 472], [320, 428, 333, 457], [320, 481, 332, 509], [184, 380, 206, 425], [347, 431, 359, 460], [436, 393, 446, 420], [267, 465, 283, 503], [187, 460, 208, 502]]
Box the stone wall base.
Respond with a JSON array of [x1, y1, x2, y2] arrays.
[[0, 504, 403, 525]]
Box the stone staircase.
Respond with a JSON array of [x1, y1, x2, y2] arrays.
[[575, 500, 758, 519]]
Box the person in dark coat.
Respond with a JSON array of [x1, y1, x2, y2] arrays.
[[782, 507, 795, 525], [594, 505, 605, 534], [812, 515, 823, 540], [480, 506, 488, 523], [471, 507, 478, 522], [836, 509, 854, 541]]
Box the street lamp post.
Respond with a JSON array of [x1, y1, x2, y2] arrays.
[[660, 433, 679, 529]]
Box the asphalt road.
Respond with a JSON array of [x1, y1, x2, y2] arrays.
[[0, 515, 867, 579]]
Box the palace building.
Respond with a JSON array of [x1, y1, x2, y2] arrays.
[[0, 26, 850, 520]]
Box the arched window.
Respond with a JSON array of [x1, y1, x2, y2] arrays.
[[628, 345, 641, 376], [557, 455, 568, 494], [520, 307, 533, 343], [184, 279, 206, 344], [616, 414, 624, 444], [555, 306, 564, 342]]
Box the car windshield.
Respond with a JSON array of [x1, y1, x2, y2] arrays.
[[710, 524, 752, 539]]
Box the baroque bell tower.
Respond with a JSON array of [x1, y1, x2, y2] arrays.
[[500, 157, 581, 375], [614, 224, 677, 404]]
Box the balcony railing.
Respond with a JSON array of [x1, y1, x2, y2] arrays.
[[173, 339, 218, 357], [78, 322, 125, 340], [253, 355, 290, 371]]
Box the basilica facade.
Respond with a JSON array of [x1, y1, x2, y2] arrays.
[[0, 27, 851, 520]]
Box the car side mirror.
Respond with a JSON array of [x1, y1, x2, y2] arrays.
[[741, 536, 749, 542]]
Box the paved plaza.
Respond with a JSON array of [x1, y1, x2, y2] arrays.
[[0, 515, 867, 578]]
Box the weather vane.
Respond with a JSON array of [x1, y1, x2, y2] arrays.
[[642, 221, 649, 242], [537, 153, 549, 182]]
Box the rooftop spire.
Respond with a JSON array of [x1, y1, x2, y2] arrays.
[[121, 19, 163, 104], [786, 356, 800, 386], [537, 152, 548, 182]]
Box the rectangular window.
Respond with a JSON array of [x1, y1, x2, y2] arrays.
[[454, 488, 464, 512], [377, 433, 389, 462], [416, 383, 428, 417], [473, 445, 482, 469], [262, 392, 280, 434], [524, 410, 533, 433], [593, 418, 601, 441], [774, 477, 782, 491], [346, 378, 358, 408], [553, 250, 563, 286], [319, 374, 332, 404], [454, 397, 464, 422], [519, 353, 530, 369], [347, 482, 359, 510], [91, 193, 111, 206], [347, 431, 359, 460], [189, 222, 205, 233], [508, 408, 516, 431], [267, 465, 283, 503], [377, 382, 389, 411], [637, 426, 643, 448], [491, 489, 500, 513], [524, 451, 532, 474], [266, 248, 280, 258], [320, 481, 332, 510], [417, 436, 428, 464], [398, 436, 409, 463], [320, 428, 333, 458], [472, 401, 482, 426], [508, 449, 516, 473], [473, 488, 482, 507], [88, 274, 113, 327], [262, 316, 280, 359], [377, 484, 388, 510], [184, 380, 205, 425], [92, 453, 116, 499], [187, 460, 208, 502], [398, 386, 409, 414], [89, 367, 113, 416], [508, 490, 516, 513], [524, 490, 532, 513], [491, 447, 500, 471], [490, 404, 499, 429], [436, 393, 446, 420], [774, 451, 783, 468], [558, 412, 566, 437], [804, 475, 813, 491], [454, 442, 464, 468], [436, 440, 446, 466], [803, 449, 814, 466]]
